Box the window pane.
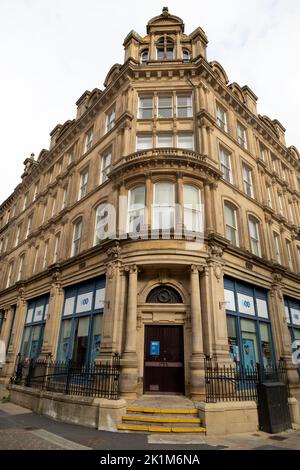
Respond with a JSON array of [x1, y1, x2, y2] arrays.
[[158, 96, 172, 118], [183, 185, 200, 207], [59, 319, 72, 362], [177, 134, 194, 150], [137, 135, 152, 150], [154, 182, 174, 205], [157, 134, 173, 147], [21, 327, 30, 355], [90, 314, 103, 362]]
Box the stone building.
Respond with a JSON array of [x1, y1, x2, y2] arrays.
[[0, 8, 300, 415]]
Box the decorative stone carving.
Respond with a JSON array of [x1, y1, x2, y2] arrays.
[[106, 262, 115, 280], [107, 241, 122, 259]]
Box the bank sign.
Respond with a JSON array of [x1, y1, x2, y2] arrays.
[[237, 293, 255, 316]]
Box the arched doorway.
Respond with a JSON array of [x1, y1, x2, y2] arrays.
[[144, 285, 184, 394]]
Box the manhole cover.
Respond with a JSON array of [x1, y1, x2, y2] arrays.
[[269, 435, 288, 441]]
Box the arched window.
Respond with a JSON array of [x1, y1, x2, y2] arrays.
[[146, 285, 182, 303], [248, 216, 261, 257], [153, 182, 175, 229], [224, 202, 239, 246], [156, 36, 174, 60], [72, 218, 82, 256], [94, 204, 109, 245], [128, 186, 146, 233], [183, 184, 202, 232], [182, 49, 191, 62], [140, 49, 149, 64]]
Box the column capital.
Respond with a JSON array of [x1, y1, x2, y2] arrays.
[[124, 264, 138, 274]]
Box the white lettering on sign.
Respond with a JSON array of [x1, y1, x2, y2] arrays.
[[224, 289, 236, 311], [76, 292, 93, 313], [237, 293, 255, 316], [256, 299, 268, 319]]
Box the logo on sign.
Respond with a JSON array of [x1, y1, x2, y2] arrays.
[[81, 298, 89, 306], [243, 300, 251, 308]]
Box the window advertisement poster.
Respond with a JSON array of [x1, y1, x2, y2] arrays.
[[256, 298, 269, 319], [224, 289, 236, 311], [237, 293, 255, 316], [34, 306, 44, 322], [76, 292, 93, 314], [26, 308, 34, 324], [242, 338, 256, 369], [63, 297, 75, 316], [291, 308, 300, 326], [95, 288, 106, 310]]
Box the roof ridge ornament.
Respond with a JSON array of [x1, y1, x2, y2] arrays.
[[162, 6, 170, 16]]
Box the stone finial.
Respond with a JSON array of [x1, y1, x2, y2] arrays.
[[162, 6, 169, 16]]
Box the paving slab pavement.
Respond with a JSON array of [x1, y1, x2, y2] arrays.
[[0, 401, 299, 450]]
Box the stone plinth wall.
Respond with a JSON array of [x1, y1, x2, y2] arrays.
[[9, 385, 127, 432]]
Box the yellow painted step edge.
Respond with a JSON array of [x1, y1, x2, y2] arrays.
[[117, 424, 206, 433], [118, 424, 149, 432], [172, 427, 206, 433], [117, 424, 171, 432], [122, 416, 201, 424], [127, 407, 198, 414]]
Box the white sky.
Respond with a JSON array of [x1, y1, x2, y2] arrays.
[[0, 0, 299, 202]]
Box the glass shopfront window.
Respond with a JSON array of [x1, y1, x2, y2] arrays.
[[224, 277, 275, 369], [284, 297, 300, 376], [20, 295, 49, 360], [57, 278, 105, 366]]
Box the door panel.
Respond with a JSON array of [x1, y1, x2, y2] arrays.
[[144, 325, 184, 394]]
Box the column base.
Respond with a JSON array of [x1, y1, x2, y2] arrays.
[[119, 352, 138, 399], [189, 354, 206, 401]]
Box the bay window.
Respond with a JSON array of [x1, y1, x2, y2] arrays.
[[157, 134, 173, 147]]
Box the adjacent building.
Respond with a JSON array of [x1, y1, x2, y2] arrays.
[[0, 9, 299, 410]]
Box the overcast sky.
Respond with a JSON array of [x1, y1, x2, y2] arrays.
[[0, 0, 299, 202]]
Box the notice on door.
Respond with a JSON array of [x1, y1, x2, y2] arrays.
[[150, 341, 160, 355]]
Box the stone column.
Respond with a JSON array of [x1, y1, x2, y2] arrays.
[[268, 273, 300, 391], [189, 265, 205, 400], [40, 271, 64, 359], [119, 264, 138, 398]]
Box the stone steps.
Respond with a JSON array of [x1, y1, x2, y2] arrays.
[[117, 405, 206, 433]]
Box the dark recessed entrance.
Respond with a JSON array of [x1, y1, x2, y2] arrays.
[[144, 325, 184, 394]]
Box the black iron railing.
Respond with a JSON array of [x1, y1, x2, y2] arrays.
[[204, 357, 290, 403], [12, 353, 120, 400]]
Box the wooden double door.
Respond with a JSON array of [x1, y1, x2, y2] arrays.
[[144, 325, 184, 394]]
